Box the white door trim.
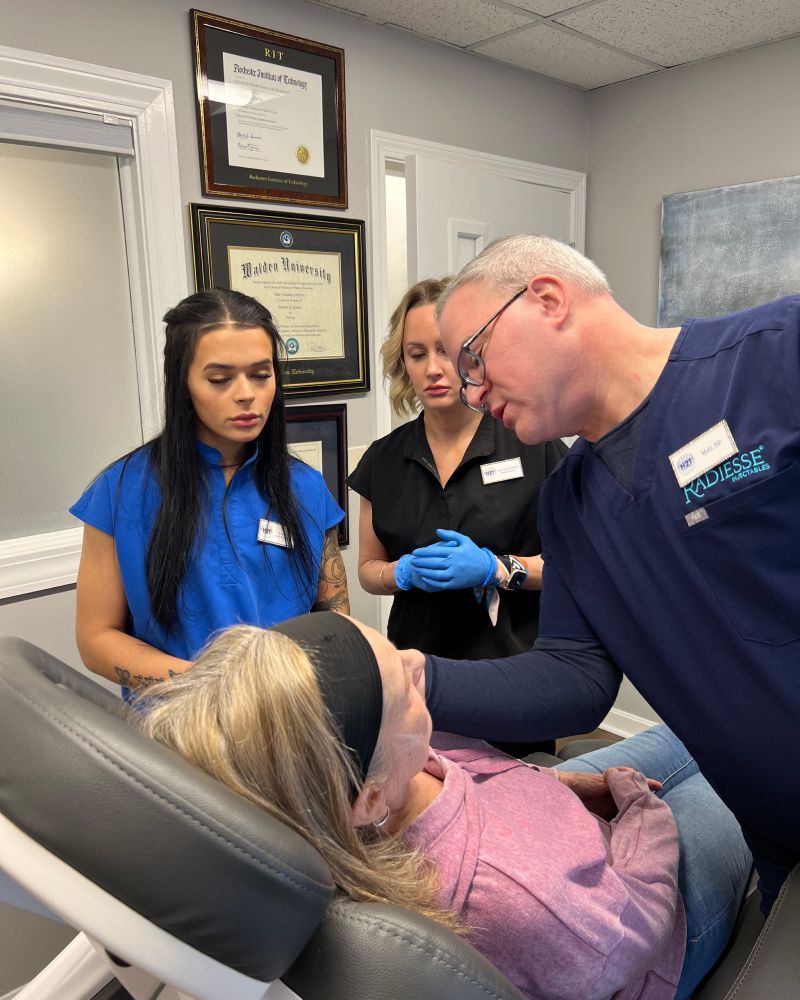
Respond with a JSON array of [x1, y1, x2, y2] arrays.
[[368, 130, 585, 628], [447, 217, 489, 274], [0, 45, 188, 599]]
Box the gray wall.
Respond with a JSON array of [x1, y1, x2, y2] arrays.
[[586, 35, 800, 324]]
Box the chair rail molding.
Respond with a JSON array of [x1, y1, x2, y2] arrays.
[[0, 45, 188, 599]]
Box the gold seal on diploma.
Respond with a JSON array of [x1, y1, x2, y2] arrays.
[[296, 145, 310, 165]]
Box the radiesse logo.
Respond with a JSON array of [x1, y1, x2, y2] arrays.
[[683, 445, 770, 505]]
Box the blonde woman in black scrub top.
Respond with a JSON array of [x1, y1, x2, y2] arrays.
[[347, 278, 566, 752]]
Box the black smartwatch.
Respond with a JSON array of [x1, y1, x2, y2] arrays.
[[498, 554, 528, 591]]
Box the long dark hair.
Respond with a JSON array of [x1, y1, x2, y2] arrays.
[[144, 288, 315, 631]]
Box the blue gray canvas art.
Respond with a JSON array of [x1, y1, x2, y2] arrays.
[[657, 175, 800, 327]]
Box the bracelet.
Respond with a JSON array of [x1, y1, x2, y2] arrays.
[[378, 563, 393, 593], [493, 556, 509, 588]]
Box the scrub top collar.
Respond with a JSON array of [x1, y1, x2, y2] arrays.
[[404, 412, 498, 474], [194, 438, 260, 472]]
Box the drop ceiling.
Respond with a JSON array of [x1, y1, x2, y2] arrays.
[[308, 0, 800, 90]]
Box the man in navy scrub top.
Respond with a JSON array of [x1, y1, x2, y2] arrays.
[[416, 232, 799, 916]]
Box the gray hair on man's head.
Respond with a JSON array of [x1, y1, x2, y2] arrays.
[[435, 234, 610, 319]]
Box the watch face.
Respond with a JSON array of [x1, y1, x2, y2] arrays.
[[503, 556, 527, 590]]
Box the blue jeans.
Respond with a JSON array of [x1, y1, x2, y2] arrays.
[[553, 725, 752, 1000]]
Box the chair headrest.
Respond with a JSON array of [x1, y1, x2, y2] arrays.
[[0, 637, 335, 982]]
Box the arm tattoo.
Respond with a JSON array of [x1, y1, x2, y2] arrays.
[[314, 528, 350, 613], [114, 666, 166, 687]]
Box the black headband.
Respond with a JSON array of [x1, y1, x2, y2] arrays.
[[271, 613, 383, 790]]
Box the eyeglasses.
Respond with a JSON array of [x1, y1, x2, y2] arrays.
[[457, 288, 526, 413]]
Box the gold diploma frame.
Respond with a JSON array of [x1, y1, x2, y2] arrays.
[[191, 204, 369, 396], [191, 9, 347, 208], [286, 403, 349, 546]]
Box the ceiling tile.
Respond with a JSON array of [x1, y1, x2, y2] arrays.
[[320, 0, 536, 47], [473, 21, 656, 89], [504, 0, 591, 15], [555, 0, 800, 66]]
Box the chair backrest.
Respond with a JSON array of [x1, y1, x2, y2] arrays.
[[0, 638, 525, 1000], [0, 637, 333, 982]]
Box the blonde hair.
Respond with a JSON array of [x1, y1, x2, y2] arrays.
[[382, 277, 452, 418], [436, 235, 610, 319], [134, 626, 458, 929]]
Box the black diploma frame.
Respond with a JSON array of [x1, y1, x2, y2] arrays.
[[191, 9, 347, 208], [285, 403, 349, 546], [191, 204, 369, 397]]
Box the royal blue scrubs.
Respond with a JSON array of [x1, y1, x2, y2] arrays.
[[71, 440, 344, 668]]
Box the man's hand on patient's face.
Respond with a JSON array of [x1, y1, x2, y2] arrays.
[[556, 767, 663, 820]]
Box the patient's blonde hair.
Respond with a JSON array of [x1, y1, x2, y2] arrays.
[[135, 626, 457, 928]]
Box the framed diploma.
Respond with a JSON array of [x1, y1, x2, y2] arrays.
[[191, 9, 347, 208], [286, 403, 349, 546], [191, 204, 369, 396]]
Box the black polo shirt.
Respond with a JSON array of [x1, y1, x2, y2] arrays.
[[347, 413, 567, 659]]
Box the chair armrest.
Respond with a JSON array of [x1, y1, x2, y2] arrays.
[[721, 864, 800, 1000]]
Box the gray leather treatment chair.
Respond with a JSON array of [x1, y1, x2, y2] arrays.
[[0, 636, 797, 1000]]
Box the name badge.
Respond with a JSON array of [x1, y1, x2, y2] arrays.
[[668, 420, 738, 487], [480, 457, 524, 485], [257, 519, 291, 548]]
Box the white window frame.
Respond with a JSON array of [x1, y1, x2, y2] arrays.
[[0, 45, 188, 599]]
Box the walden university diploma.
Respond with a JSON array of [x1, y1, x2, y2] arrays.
[[229, 247, 344, 360], [221, 52, 324, 178]]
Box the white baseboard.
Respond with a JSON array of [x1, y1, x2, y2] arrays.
[[600, 706, 660, 740]]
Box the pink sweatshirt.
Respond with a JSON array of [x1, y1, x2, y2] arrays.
[[403, 735, 686, 1000]]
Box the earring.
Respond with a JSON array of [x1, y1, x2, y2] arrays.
[[372, 808, 391, 830]]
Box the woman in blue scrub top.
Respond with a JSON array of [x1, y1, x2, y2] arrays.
[[71, 288, 348, 694]]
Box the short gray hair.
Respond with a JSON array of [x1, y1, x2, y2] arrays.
[[436, 234, 610, 319]]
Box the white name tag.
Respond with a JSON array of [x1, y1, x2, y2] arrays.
[[668, 420, 738, 487], [257, 519, 291, 548], [480, 457, 524, 485]]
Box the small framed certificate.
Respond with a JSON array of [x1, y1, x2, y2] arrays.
[[191, 204, 369, 396], [286, 403, 349, 546], [191, 9, 347, 208]]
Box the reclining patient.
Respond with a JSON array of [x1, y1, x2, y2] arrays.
[[136, 612, 750, 1000]]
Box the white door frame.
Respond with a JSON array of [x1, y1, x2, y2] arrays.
[[368, 130, 586, 626], [368, 130, 586, 441], [0, 45, 187, 599]]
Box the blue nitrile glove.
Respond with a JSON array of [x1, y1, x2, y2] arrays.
[[410, 529, 497, 591], [394, 553, 441, 593], [393, 554, 415, 591]]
